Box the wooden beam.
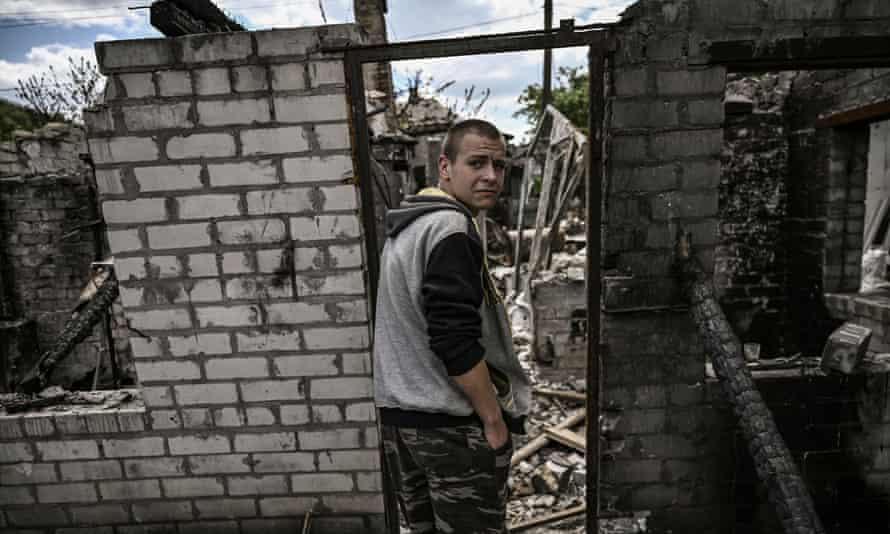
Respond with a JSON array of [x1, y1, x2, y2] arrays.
[[816, 100, 890, 129], [533, 387, 586, 402], [544, 426, 586, 452], [702, 36, 890, 71], [508, 505, 586, 533], [511, 409, 585, 466]]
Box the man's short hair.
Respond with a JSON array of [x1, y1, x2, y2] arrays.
[[442, 119, 504, 162]]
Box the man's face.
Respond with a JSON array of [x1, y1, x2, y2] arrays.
[[438, 132, 506, 215]]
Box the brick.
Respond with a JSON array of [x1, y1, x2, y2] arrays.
[[195, 498, 257, 519], [208, 159, 279, 187], [322, 494, 384, 514], [342, 353, 371, 374], [236, 329, 301, 352], [252, 452, 314, 473], [168, 332, 231, 356], [181, 33, 252, 63], [168, 434, 231, 455], [246, 407, 276, 426], [0, 462, 57, 484], [115, 257, 147, 281], [291, 473, 353, 493], [181, 408, 212, 429], [650, 191, 718, 219], [85, 414, 120, 434], [264, 302, 327, 325], [291, 214, 361, 241], [189, 454, 250, 474], [326, 300, 368, 322], [195, 305, 260, 327], [167, 133, 236, 160], [365, 426, 377, 448], [6, 504, 69, 526], [0, 486, 34, 504], [294, 245, 363, 271], [147, 255, 181, 277], [102, 437, 165, 458], [118, 411, 146, 433], [280, 404, 310, 425], [241, 379, 305, 402], [303, 327, 370, 350], [310, 405, 342, 423], [297, 271, 365, 296], [157, 70, 192, 96], [611, 135, 647, 162], [270, 63, 305, 91], [132, 501, 194, 522], [356, 472, 382, 492], [309, 377, 373, 400], [135, 360, 201, 382], [179, 520, 239, 534], [256, 497, 316, 517], [89, 136, 159, 164], [163, 477, 225, 497], [94, 168, 125, 195], [317, 450, 379, 471], [198, 98, 271, 126], [37, 482, 98, 503], [186, 253, 219, 277], [146, 222, 211, 249], [227, 474, 287, 495], [37, 440, 98, 461], [346, 402, 376, 422], [275, 94, 348, 123], [193, 68, 231, 95], [118, 72, 156, 98], [225, 275, 292, 300], [204, 357, 269, 379], [241, 127, 309, 155], [217, 218, 287, 245], [123, 102, 193, 131], [612, 100, 679, 129], [651, 129, 722, 159], [273, 354, 337, 376], [656, 69, 725, 96], [233, 65, 268, 92], [177, 193, 241, 219], [309, 61, 345, 87], [614, 67, 648, 97], [174, 383, 238, 405], [124, 458, 186, 478], [0, 418, 23, 439], [60, 460, 121, 481], [314, 123, 350, 150], [69, 504, 129, 524], [255, 185, 356, 214], [234, 432, 296, 452], [221, 251, 254, 273], [127, 308, 192, 330], [107, 229, 142, 253], [687, 99, 724, 125], [283, 154, 353, 183], [134, 164, 202, 192]]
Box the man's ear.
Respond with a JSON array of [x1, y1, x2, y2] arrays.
[[437, 154, 450, 184]]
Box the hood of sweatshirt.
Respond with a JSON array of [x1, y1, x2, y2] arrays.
[[385, 187, 477, 238]]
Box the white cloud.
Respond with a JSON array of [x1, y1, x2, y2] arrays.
[[233, 1, 348, 30], [0, 0, 145, 31], [0, 43, 98, 105]]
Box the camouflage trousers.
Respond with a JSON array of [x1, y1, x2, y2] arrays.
[[382, 424, 513, 534]]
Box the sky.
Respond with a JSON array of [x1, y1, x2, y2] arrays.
[[0, 0, 635, 139]]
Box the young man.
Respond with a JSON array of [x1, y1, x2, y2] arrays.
[[374, 119, 531, 533]]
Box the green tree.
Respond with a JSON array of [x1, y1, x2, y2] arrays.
[[514, 66, 588, 133]]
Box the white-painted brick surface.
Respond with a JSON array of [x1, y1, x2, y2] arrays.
[[193, 68, 231, 95], [222, 252, 253, 273], [290, 214, 360, 241], [59, 460, 122, 481], [228, 475, 287, 495], [310, 377, 372, 400], [135, 360, 201, 382], [317, 450, 379, 471], [208, 159, 278, 187], [107, 229, 142, 253], [99, 480, 162, 500], [357, 472, 382, 492], [127, 308, 192, 331], [134, 164, 202, 192], [327, 300, 368, 322], [311, 405, 342, 423], [118, 72, 155, 98], [182, 408, 211, 429], [299, 428, 360, 450], [258, 496, 316, 517], [240, 379, 304, 402], [120, 286, 142, 307], [150, 410, 181, 430], [181, 33, 252, 63], [189, 454, 250, 475], [163, 477, 225, 497], [167, 133, 236, 160], [0, 463, 56, 484], [366, 425, 379, 448], [234, 432, 296, 452], [195, 304, 261, 327], [345, 402, 375, 422], [304, 326, 369, 350], [225, 276, 292, 300], [132, 501, 194, 522], [236, 330, 300, 352], [274, 94, 348, 123], [297, 271, 364, 296], [97, 39, 173, 70], [256, 248, 287, 272], [102, 437, 165, 458], [323, 494, 384, 514], [217, 218, 286, 245], [168, 435, 231, 455], [204, 357, 269, 379], [147, 222, 211, 249], [272, 354, 337, 376], [279, 404, 309, 425], [185, 253, 219, 277], [129, 336, 163, 358], [309, 61, 345, 87], [168, 332, 231, 356], [148, 255, 183, 277], [194, 498, 257, 518], [114, 257, 146, 281], [292, 473, 353, 493], [123, 102, 193, 131], [241, 127, 308, 155], [252, 452, 314, 473], [283, 154, 353, 183], [181, 280, 223, 303], [246, 407, 276, 426], [233, 65, 268, 92], [37, 441, 99, 461], [103, 198, 167, 224], [124, 458, 185, 478], [142, 386, 174, 408], [37, 483, 98, 504], [254, 29, 311, 56], [89, 136, 159, 164], [198, 98, 271, 126], [314, 123, 350, 150], [246, 185, 356, 215], [157, 70, 192, 96], [174, 383, 239, 405], [264, 302, 327, 325], [0, 443, 33, 463], [213, 407, 246, 427], [270, 63, 305, 91], [94, 168, 125, 195], [177, 194, 241, 219]]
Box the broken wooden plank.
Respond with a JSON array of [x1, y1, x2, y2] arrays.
[[507, 504, 586, 533], [533, 387, 585, 402], [511, 409, 585, 466], [544, 426, 586, 453]]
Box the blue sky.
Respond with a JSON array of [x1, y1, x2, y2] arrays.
[[0, 0, 634, 138]]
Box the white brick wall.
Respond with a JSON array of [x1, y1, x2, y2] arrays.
[[274, 94, 348, 123], [123, 102, 193, 131], [135, 361, 201, 382], [291, 473, 353, 492], [127, 308, 192, 330], [233, 432, 296, 452], [304, 326, 369, 350], [309, 61, 345, 87], [167, 133, 236, 160], [290, 215, 361, 241], [107, 229, 142, 253], [314, 123, 350, 150], [217, 219, 287, 245], [118, 72, 155, 98], [103, 198, 167, 224], [177, 194, 241, 219], [296, 271, 365, 296], [233, 65, 268, 92], [280, 404, 310, 425], [310, 377, 372, 400], [168, 333, 231, 356], [245, 185, 356, 215], [89, 136, 159, 164], [204, 357, 269, 379], [198, 98, 271, 126], [193, 67, 231, 95], [236, 330, 300, 352], [174, 383, 239, 405], [283, 154, 353, 183], [157, 70, 192, 96], [134, 165, 202, 192], [241, 127, 309, 155], [240, 379, 305, 402], [146, 223, 211, 249], [102, 437, 165, 458], [168, 435, 231, 455], [272, 354, 337, 376], [208, 160, 279, 187]]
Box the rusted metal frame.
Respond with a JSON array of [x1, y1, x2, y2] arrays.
[[816, 99, 890, 129], [700, 36, 890, 71], [586, 45, 605, 534]]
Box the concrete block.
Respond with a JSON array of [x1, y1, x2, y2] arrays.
[[256, 497, 315, 519], [142, 386, 174, 407], [166, 133, 236, 160], [656, 69, 725, 96], [274, 94, 348, 123], [651, 129, 722, 159], [197, 98, 271, 126], [611, 135, 647, 162], [327, 300, 369, 322], [365, 426, 378, 448], [293, 245, 362, 271], [310, 404, 342, 423], [303, 326, 370, 351], [208, 159, 279, 187], [126, 308, 192, 330], [123, 102, 193, 131], [212, 407, 245, 427], [114, 257, 147, 281], [103, 198, 167, 224], [254, 248, 287, 273], [309, 61, 345, 87], [233, 432, 296, 452], [132, 501, 194, 522], [180, 33, 252, 63], [236, 328, 301, 352], [272, 354, 337, 377], [686, 99, 724, 125], [134, 360, 201, 382], [283, 154, 353, 183], [129, 337, 163, 359], [37, 440, 99, 461], [102, 437, 165, 458], [252, 452, 314, 473], [174, 383, 238, 405], [233, 65, 268, 92], [195, 304, 261, 327], [221, 252, 254, 273], [179, 408, 211, 430], [168, 435, 231, 455], [321, 494, 384, 514], [6, 504, 69, 526], [68, 504, 128, 523], [118, 73, 156, 98], [297, 271, 365, 296], [96, 39, 173, 71], [280, 404, 310, 425], [216, 218, 286, 245], [310, 376, 372, 400], [346, 402, 375, 422], [189, 454, 250, 475], [59, 460, 122, 481], [98, 480, 162, 500], [290, 214, 361, 241], [241, 126, 309, 155], [314, 123, 350, 150], [240, 379, 305, 402], [0, 486, 35, 504], [177, 193, 241, 219], [163, 477, 225, 497], [291, 473, 353, 493], [134, 164, 202, 192], [107, 229, 142, 253], [146, 222, 211, 249], [168, 332, 231, 356], [178, 520, 240, 534], [254, 28, 313, 56], [248, 185, 357, 215], [149, 410, 181, 429], [227, 475, 287, 495], [89, 136, 159, 164], [194, 498, 257, 519], [614, 67, 648, 97], [205, 357, 269, 379], [270, 63, 306, 91], [94, 168, 125, 195], [157, 70, 192, 96], [342, 353, 371, 375], [357, 471, 382, 492], [650, 191, 718, 219], [0, 463, 57, 484], [246, 407, 276, 426], [124, 457, 185, 478], [183, 253, 218, 277], [193, 68, 231, 96], [612, 100, 679, 129]]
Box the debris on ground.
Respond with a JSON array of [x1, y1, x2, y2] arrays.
[[0, 387, 141, 415]]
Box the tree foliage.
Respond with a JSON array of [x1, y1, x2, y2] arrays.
[[514, 66, 589, 133], [0, 99, 45, 141], [15, 57, 104, 123]]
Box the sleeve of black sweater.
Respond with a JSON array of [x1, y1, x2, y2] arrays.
[[421, 232, 485, 376]]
